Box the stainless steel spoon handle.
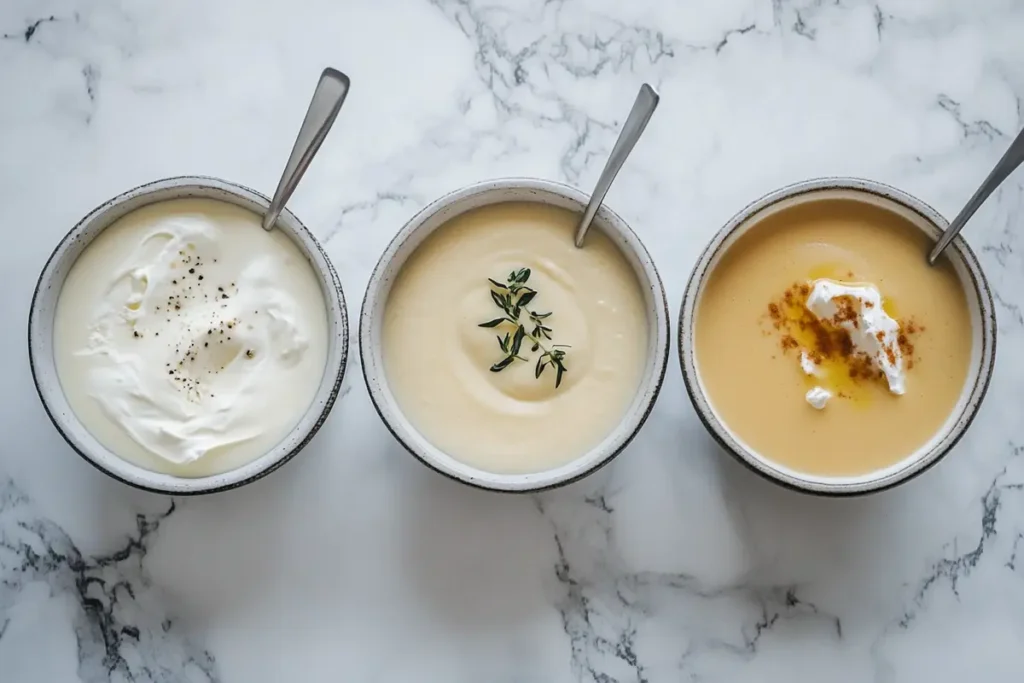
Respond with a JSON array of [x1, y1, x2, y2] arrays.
[[574, 84, 659, 247], [262, 68, 351, 230], [929, 126, 1024, 263]]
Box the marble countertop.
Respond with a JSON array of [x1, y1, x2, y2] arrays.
[[2, 0, 1024, 680]]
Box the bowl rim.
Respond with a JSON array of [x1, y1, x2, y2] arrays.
[[28, 175, 349, 495], [678, 176, 997, 496], [359, 176, 670, 492]]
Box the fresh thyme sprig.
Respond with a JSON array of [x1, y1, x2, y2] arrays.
[[478, 268, 570, 388]]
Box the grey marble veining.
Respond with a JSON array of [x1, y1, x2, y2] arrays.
[[2, 0, 1024, 680], [0, 480, 215, 681]]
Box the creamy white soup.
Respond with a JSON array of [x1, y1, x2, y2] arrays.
[[54, 198, 328, 477], [383, 202, 648, 474]]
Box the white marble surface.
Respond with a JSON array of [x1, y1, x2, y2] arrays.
[[2, 0, 1024, 680]]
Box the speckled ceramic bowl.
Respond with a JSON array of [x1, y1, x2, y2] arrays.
[[360, 178, 670, 492], [29, 176, 348, 495], [679, 177, 997, 495]]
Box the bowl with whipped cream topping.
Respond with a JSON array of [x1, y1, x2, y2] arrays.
[[679, 178, 996, 495], [29, 176, 347, 494]]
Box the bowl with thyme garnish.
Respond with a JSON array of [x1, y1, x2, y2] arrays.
[[359, 178, 669, 492]]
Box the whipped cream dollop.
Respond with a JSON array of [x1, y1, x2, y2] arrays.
[[800, 350, 830, 410], [805, 386, 832, 410], [799, 349, 821, 377], [805, 279, 905, 395], [54, 199, 328, 474]]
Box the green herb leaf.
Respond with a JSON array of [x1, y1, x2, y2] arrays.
[[517, 290, 537, 309], [508, 268, 530, 285], [510, 325, 525, 356], [490, 356, 515, 372], [480, 267, 569, 389]]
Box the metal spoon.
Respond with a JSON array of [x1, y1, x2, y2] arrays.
[[929, 126, 1024, 264], [262, 67, 351, 230], [574, 84, 660, 247]]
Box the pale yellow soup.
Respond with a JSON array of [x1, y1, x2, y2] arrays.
[[383, 202, 649, 474]]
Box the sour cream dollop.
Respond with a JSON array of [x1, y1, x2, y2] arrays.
[[805, 386, 832, 410], [54, 198, 328, 476], [799, 349, 821, 377], [805, 279, 905, 395]]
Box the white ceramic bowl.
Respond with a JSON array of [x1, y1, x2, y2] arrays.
[[679, 178, 997, 495], [29, 176, 348, 494], [360, 178, 670, 492]]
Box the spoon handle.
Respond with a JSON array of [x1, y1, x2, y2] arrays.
[[263, 68, 351, 231], [574, 84, 660, 247], [929, 127, 1024, 263]]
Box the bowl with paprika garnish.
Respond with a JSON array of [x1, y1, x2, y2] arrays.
[[679, 177, 995, 495]]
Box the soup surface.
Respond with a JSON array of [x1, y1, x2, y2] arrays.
[[383, 202, 648, 474], [695, 197, 972, 477]]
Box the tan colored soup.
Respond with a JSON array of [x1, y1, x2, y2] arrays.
[[383, 202, 648, 474], [696, 198, 972, 477]]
